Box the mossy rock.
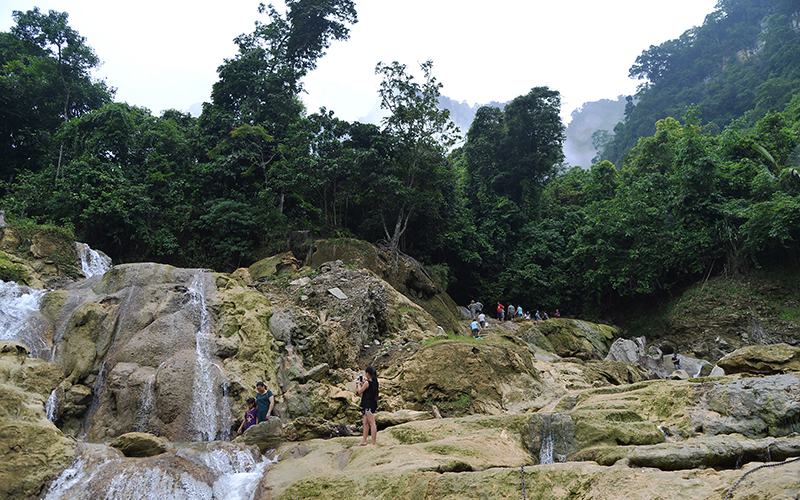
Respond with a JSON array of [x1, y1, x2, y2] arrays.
[[531, 319, 615, 359], [0, 250, 37, 286]]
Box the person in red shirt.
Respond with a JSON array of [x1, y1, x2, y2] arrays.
[[497, 302, 504, 322]]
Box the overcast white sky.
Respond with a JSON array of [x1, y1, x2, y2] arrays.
[[2, 0, 719, 123]]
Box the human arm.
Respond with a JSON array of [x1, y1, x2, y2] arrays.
[[266, 395, 275, 418]]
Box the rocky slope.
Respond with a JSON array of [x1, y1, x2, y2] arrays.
[[0, 228, 799, 499]]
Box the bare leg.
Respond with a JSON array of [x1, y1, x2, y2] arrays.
[[357, 412, 368, 446], [366, 411, 377, 445]]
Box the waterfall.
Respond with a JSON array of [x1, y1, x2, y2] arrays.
[[186, 272, 233, 441], [44, 443, 272, 500], [75, 242, 112, 278], [539, 428, 554, 464], [0, 280, 49, 358], [45, 389, 60, 422], [534, 412, 573, 465], [135, 374, 157, 432]]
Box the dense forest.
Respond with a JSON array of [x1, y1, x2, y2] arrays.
[[1, 0, 799, 320]]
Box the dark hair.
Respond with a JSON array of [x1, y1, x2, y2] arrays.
[[366, 365, 378, 401], [256, 381, 265, 388], [246, 397, 255, 405]]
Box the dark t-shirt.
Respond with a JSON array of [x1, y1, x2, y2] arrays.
[[256, 390, 273, 422], [360, 379, 378, 412]]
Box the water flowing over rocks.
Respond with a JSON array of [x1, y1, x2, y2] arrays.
[[2, 232, 800, 499]]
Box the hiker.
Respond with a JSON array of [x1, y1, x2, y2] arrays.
[[672, 353, 681, 371], [468, 300, 477, 319], [507, 304, 516, 320], [477, 311, 486, 329], [255, 381, 275, 422], [357, 366, 379, 446], [237, 397, 257, 434], [470, 319, 483, 338], [497, 302, 504, 322]]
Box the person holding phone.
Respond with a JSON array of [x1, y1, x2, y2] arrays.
[[356, 366, 379, 446]]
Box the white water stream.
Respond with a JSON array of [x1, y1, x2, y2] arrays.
[[44, 444, 272, 500], [76, 242, 112, 278], [0, 279, 49, 358], [187, 272, 233, 441]]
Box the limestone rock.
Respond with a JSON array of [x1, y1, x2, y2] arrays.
[[0, 346, 75, 500], [717, 343, 800, 375], [626, 434, 800, 470], [375, 409, 433, 429], [242, 417, 284, 453], [670, 369, 690, 379], [690, 373, 800, 438], [111, 432, 169, 457]]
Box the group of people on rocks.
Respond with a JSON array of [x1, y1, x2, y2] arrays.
[[467, 299, 561, 338], [236, 368, 380, 446], [236, 381, 276, 434], [496, 302, 560, 322]]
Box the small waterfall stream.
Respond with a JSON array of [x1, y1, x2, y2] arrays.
[[533, 412, 573, 465], [186, 272, 233, 441], [75, 242, 112, 278], [44, 443, 272, 500], [0, 280, 49, 358]]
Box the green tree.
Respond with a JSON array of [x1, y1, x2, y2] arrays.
[[0, 8, 113, 182], [372, 59, 460, 255]]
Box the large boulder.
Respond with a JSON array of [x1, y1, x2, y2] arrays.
[[717, 343, 800, 375], [305, 239, 463, 333], [44, 263, 275, 442], [110, 432, 169, 457], [242, 417, 284, 453], [0, 342, 75, 500], [520, 319, 615, 360], [689, 373, 800, 438]]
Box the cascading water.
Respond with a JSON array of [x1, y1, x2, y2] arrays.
[[0, 279, 49, 358], [76, 242, 112, 278], [45, 389, 60, 422], [534, 412, 573, 465], [186, 272, 233, 441], [539, 429, 554, 464], [135, 374, 157, 432], [44, 443, 272, 500]]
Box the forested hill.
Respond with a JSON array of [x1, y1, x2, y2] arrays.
[[601, 0, 800, 166], [1, 1, 800, 323]]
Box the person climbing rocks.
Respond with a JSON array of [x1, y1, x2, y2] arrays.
[[497, 302, 504, 322], [672, 353, 681, 371], [477, 311, 486, 329], [468, 300, 477, 319], [470, 318, 483, 338], [237, 397, 257, 434], [255, 381, 275, 422], [356, 366, 379, 446]]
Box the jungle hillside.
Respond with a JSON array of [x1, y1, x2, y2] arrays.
[[2, 0, 800, 325]]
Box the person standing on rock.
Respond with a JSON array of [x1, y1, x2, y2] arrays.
[[255, 381, 274, 422], [672, 353, 681, 371], [357, 366, 379, 446], [469, 300, 477, 319], [497, 302, 504, 322]]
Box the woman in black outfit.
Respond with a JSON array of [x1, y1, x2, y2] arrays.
[[356, 365, 378, 446]]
